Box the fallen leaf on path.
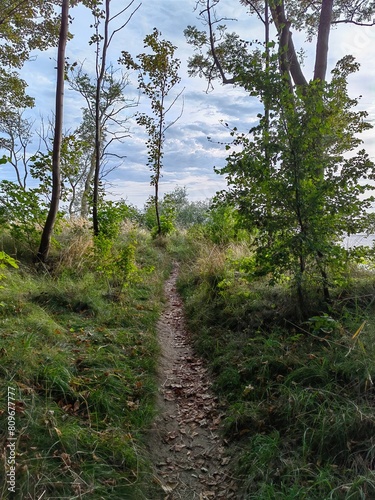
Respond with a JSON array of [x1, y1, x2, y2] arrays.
[[161, 482, 179, 493], [172, 443, 186, 451]]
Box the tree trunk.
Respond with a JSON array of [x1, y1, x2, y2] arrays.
[[155, 106, 164, 236], [314, 0, 334, 82], [270, 1, 307, 88], [316, 251, 331, 304], [69, 184, 76, 219], [81, 152, 96, 219], [93, 0, 110, 237], [155, 181, 161, 235], [37, 0, 68, 262]]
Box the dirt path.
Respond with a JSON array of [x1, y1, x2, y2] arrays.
[[146, 264, 238, 499]]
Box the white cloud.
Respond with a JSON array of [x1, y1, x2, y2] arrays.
[[12, 0, 375, 208]]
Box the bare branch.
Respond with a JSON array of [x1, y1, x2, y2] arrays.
[[105, 152, 127, 159], [332, 19, 375, 26], [164, 87, 185, 116], [164, 93, 185, 134], [109, 0, 137, 22], [240, 0, 266, 25], [108, 2, 142, 48], [206, 0, 236, 85]]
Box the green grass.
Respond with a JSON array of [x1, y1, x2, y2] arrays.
[[3, 225, 374, 498], [0, 227, 171, 499], [176, 235, 375, 499]]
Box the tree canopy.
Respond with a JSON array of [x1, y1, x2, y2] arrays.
[[185, 0, 375, 89]]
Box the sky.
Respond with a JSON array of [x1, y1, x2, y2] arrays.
[[9, 0, 375, 208]]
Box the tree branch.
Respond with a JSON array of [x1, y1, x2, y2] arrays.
[[240, 0, 266, 25], [108, 2, 142, 48], [164, 92, 185, 134], [332, 19, 375, 26], [206, 0, 236, 85]]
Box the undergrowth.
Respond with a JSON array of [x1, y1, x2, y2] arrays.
[[0, 223, 171, 499], [175, 234, 375, 499]]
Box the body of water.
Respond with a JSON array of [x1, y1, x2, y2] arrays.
[[342, 234, 375, 249]]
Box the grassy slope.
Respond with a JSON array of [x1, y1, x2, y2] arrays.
[[0, 227, 171, 499], [174, 234, 375, 499], [2, 226, 375, 499]]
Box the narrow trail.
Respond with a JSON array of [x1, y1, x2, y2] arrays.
[[146, 264, 238, 499]]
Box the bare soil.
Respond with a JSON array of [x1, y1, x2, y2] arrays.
[[146, 264, 238, 499]]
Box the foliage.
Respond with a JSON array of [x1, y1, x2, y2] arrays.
[[92, 200, 140, 295], [0, 1, 60, 131], [204, 203, 249, 245], [142, 188, 210, 237], [0, 69, 34, 121], [215, 56, 375, 311], [143, 193, 177, 238], [154, 214, 175, 238], [0, 1, 60, 68], [30, 134, 88, 204], [152, 194, 176, 238], [162, 186, 210, 228], [184, 22, 254, 88], [95, 199, 130, 240], [93, 233, 139, 297], [0, 251, 18, 297], [0, 180, 50, 251]]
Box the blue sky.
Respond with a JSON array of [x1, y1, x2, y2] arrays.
[[6, 0, 375, 208]]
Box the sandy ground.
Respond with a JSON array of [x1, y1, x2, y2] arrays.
[[146, 264, 238, 499]]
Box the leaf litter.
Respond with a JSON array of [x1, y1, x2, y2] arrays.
[[146, 264, 238, 499]]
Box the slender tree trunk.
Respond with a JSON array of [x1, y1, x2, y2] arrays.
[[69, 184, 76, 218], [264, 0, 270, 130], [154, 177, 161, 234], [314, 0, 334, 82], [37, 0, 69, 262], [155, 104, 164, 235], [93, 0, 110, 237], [81, 152, 96, 219], [316, 251, 331, 304]]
